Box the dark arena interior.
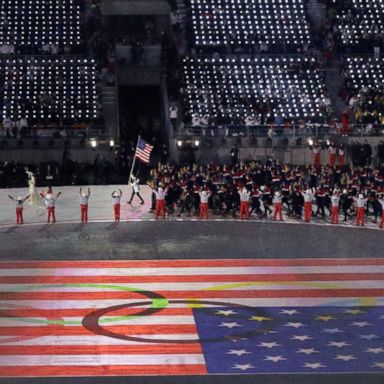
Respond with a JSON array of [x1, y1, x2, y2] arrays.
[[0, 1, 384, 384]]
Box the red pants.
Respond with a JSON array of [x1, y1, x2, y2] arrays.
[[47, 207, 56, 223], [314, 154, 320, 167], [338, 155, 344, 167], [113, 204, 120, 221], [329, 154, 336, 167], [239, 202, 250, 219], [16, 207, 23, 224], [273, 203, 283, 221], [380, 211, 384, 228], [304, 202, 312, 222], [155, 200, 166, 219], [331, 206, 339, 224], [80, 204, 88, 223], [200, 203, 208, 219], [356, 207, 365, 226]]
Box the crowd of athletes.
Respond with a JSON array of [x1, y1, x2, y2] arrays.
[[148, 155, 384, 225]]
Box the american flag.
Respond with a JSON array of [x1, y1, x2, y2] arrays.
[[0, 258, 383, 377], [134, 138, 153, 164]]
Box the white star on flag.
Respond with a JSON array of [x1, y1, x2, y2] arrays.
[[280, 309, 299, 315], [366, 348, 384, 354], [258, 342, 281, 349], [227, 349, 251, 357], [372, 362, 384, 369], [344, 309, 365, 315], [285, 322, 306, 328], [291, 335, 313, 341], [351, 321, 371, 327], [216, 310, 237, 316], [322, 328, 343, 334], [359, 334, 378, 340], [334, 355, 356, 362], [232, 364, 255, 371], [303, 362, 326, 369], [264, 355, 287, 363], [328, 341, 350, 348], [219, 322, 241, 329], [297, 348, 319, 355]]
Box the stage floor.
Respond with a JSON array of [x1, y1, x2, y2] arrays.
[[0, 186, 383, 384]]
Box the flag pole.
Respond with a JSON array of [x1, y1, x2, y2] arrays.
[[129, 135, 141, 184]]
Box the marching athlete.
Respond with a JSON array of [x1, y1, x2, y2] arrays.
[[111, 189, 123, 222], [273, 191, 283, 221], [127, 175, 145, 205], [331, 191, 340, 224], [199, 189, 212, 219], [238, 187, 251, 220]]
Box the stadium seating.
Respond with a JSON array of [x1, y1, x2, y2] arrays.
[[0, 0, 82, 52], [187, 0, 311, 51], [341, 56, 384, 124], [182, 56, 328, 125], [0, 57, 97, 123], [334, 0, 383, 46]]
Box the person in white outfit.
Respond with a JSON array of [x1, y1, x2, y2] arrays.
[[128, 176, 144, 205]]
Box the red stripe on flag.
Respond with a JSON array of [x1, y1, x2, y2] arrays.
[[0, 344, 203, 356], [1, 258, 383, 268], [0, 364, 207, 376], [0, 324, 198, 336], [0, 272, 382, 284], [1, 288, 383, 300]]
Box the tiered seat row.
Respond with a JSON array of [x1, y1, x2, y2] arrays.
[[341, 56, 384, 125], [0, 57, 97, 123], [182, 56, 328, 125], [188, 0, 311, 50], [334, 0, 383, 46], [0, 0, 82, 51]]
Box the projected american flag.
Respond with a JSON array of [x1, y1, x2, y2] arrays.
[[0, 259, 383, 377]]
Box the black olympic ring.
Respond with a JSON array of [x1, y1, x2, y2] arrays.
[[82, 299, 279, 344]]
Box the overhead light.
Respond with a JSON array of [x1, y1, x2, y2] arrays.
[[109, 138, 115, 148], [89, 137, 98, 149], [307, 138, 314, 146], [177, 140, 183, 148], [194, 140, 200, 147]]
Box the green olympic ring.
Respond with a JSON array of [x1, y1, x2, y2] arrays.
[[1, 283, 168, 325]]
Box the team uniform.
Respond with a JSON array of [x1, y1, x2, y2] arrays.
[[79, 191, 90, 223], [42, 193, 60, 224], [9, 195, 29, 224], [238, 188, 250, 219], [154, 188, 167, 219], [378, 198, 384, 228], [328, 145, 336, 167], [273, 192, 283, 221], [312, 146, 320, 167], [302, 190, 314, 222], [355, 195, 367, 226], [112, 191, 122, 222], [338, 147, 345, 166], [128, 177, 145, 205], [331, 194, 340, 224], [199, 191, 211, 219]]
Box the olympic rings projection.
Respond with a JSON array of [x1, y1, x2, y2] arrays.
[[83, 299, 280, 344]]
